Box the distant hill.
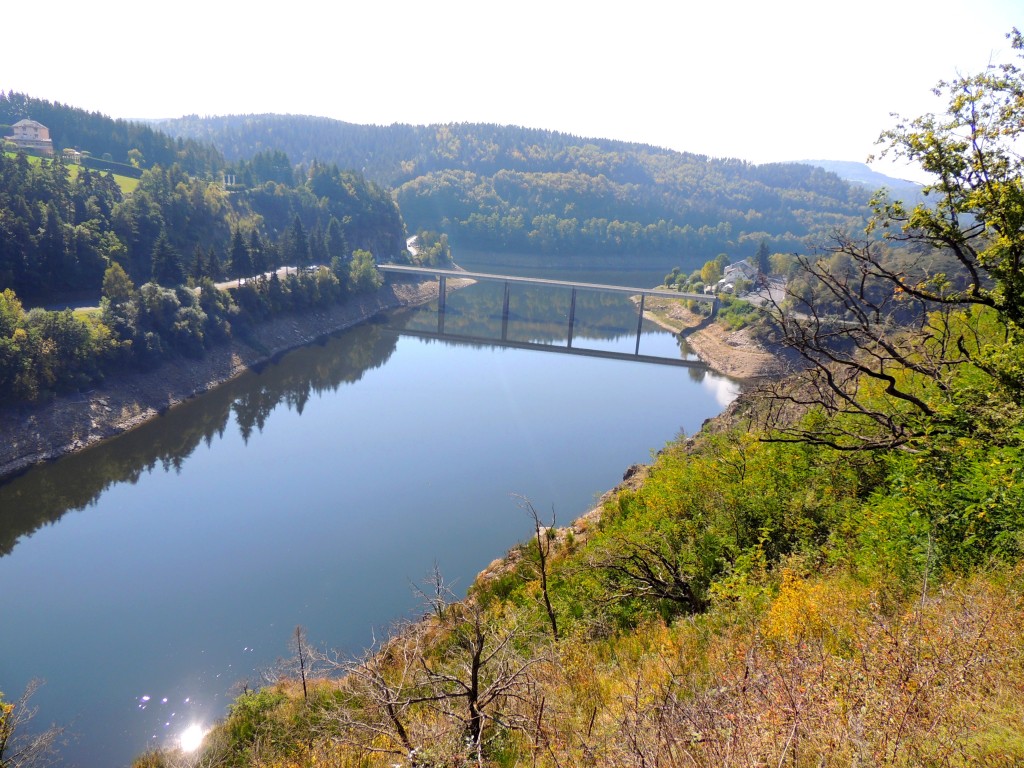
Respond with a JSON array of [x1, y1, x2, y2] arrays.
[[797, 160, 924, 205], [153, 114, 875, 269]]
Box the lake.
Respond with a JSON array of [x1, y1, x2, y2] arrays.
[[0, 275, 739, 767]]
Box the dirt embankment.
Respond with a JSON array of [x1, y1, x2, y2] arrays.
[[640, 297, 794, 380], [0, 280, 453, 482]]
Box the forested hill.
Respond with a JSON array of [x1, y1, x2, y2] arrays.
[[153, 114, 874, 268], [0, 92, 223, 176]]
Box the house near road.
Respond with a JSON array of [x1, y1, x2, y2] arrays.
[[723, 260, 758, 283], [716, 259, 759, 293], [10, 119, 54, 156]]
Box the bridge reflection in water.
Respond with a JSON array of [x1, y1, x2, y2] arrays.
[[378, 264, 716, 369]]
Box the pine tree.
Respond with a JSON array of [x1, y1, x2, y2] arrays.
[[309, 222, 327, 268], [190, 244, 207, 282], [756, 239, 771, 275], [230, 227, 252, 285], [286, 215, 310, 273], [207, 246, 223, 281], [325, 216, 348, 262], [150, 230, 186, 286]]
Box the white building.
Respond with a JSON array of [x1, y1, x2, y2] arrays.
[[723, 260, 758, 282], [10, 119, 54, 156]]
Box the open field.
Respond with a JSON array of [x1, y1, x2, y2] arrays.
[[4, 150, 139, 194]]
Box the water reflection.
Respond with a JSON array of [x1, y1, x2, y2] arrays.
[[0, 322, 401, 558], [403, 280, 668, 345], [395, 278, 706, 365]]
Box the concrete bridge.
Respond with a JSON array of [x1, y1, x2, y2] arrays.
[[377, 264, 716, 367]]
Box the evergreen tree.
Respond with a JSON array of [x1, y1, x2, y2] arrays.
[[207, 245, 223, 281], [38, 200, 71, 289], [756, 239, 771, 275], [249, 230, 269, 279], [284, 214, 310, 272], [230, 227, 253, 284], [309, 221, 327, 268], [150, 230, 186, 286], [190, 244, 207, 282], [325, 216, 348, 262]]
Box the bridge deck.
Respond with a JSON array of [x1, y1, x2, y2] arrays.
[[377, 264, 712, 302]]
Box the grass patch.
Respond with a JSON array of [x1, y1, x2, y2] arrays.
[[4, 151, 138, 194]]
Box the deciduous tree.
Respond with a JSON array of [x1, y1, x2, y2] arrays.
[[762, 28, 1024, 452]]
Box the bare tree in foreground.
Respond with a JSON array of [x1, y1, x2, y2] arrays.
[[0, 680, 64, 768], [516, 495, 560, 641], [321, 571, 545, 765]]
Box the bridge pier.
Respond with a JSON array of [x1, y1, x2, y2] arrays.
[[379, 264, 714, 364], [567, 288, 577, 349], [501, 282, 510, 342], [437, 275, 447, 334], [635, 293, 646, 355]]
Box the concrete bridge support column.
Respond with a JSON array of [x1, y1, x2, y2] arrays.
[[437, 275, 447, 334], [635, 293, 647, 355], [567, 288, 577, 349], [501, 282, 510, 341]]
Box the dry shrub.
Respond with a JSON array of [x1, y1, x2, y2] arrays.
[[532, 566, 1024, 767]]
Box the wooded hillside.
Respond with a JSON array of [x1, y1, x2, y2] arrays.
[[154, 116, 874, 267]]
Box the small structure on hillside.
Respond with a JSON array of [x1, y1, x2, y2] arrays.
[[11, 119, 54, 156], [723, 260, 758, 282], [716, 259, 758, 294]]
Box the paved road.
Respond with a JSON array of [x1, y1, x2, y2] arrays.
[[214, 265, 300, 290]]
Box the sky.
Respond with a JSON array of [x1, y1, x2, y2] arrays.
[[3, 0, 1020, 182]]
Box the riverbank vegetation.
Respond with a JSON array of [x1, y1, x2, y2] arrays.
[[0, 119, 409, 405], [130, 30, 1024, 768]]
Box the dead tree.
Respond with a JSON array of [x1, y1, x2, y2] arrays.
[[516, 495, 560, 641], [0, 680, 64, 768]]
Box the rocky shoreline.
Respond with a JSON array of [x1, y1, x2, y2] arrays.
[[683, 322, 792, 379], [639, 297, 794, 380], [0, 280, 447, 482]]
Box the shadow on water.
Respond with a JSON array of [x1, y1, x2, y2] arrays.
[[0, 322, 401, 559]]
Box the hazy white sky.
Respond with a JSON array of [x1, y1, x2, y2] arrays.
[[3, 0, 1019, 180]]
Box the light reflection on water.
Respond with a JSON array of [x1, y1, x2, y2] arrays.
[[178, 723, 208, 752]]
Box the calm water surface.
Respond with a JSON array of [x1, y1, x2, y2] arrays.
[[0, 281, 739, 767]]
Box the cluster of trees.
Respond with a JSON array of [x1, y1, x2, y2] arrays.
[[0, 149, 407, 404], [0, 247, 392, 406], [154, 115, 873, 266], [393, 161, 863, 263], [409, 230, 451, 266], [127, 30, 1024, 768], [0, 91, 223, 175], [0, 99, 412, 406], [0, 152, 128, 297], [0, 153, 406, 306], [104, 160, 405, 294]]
